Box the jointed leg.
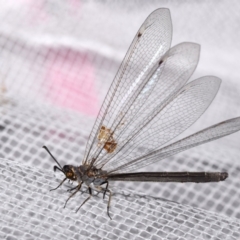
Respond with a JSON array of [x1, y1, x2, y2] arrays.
[[76, 187, 92, 213], [106, 189, 112, 220], [53, 166, 63, 172], [64, 182, 82, 208], [67, 185, 79, 192], [95, 185, 112, 219], [50, 177, 67, 191], [93, 182, 112, 219], [73, 185, 113, 219], [102, 181, 109, 199], [91, 186, 104, 197]]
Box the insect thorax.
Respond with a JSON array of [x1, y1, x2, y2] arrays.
[[76, 165, 108, 186]]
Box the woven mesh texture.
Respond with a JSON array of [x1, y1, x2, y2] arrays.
[[0, 0, 240, 239], [1, 157, 240, 240], [0, 101, 239, 239]]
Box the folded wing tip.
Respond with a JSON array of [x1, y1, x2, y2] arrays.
[[150, 8, 171, 20]]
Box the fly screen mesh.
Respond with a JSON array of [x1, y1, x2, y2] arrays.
[[0, 1, 240, 239]]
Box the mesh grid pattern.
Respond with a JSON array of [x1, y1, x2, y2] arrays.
[[0, 101, 239, 239], [1, 157, 240, 240], [0, 0, 240, 239]]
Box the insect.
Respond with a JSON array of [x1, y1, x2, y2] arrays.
[[43, 8, 240, 219]]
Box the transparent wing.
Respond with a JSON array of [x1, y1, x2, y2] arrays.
[[85, 42, 200, 168], [108, 117, 240, 173], [99, 76, 221, 172], [83, 9, 172, 164]]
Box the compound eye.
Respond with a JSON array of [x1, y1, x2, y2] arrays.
[[66, 172, 73, 178], [62, 165, 76, 180]]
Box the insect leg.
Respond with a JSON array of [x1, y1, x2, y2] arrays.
[[67, 185, 79, 192], [53, 166, 63, 172], [64, 182, 82, 208], [106, 189, 112, 220], [100, 181, 109, 199], [94, 186, 112, 219], [76, 187, 92, 213], [50, 177, 67, 191]]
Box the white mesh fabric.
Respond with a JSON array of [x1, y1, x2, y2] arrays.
[[0, 101, 239, 240], [1, 156, 240, 240], [0, 0, 240, 239]]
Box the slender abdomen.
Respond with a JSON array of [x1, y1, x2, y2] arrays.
[[107, 172, 228, 182]]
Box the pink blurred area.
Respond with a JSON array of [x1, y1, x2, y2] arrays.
[[45, 49, 99, 116], [20, 1, 97, 116]]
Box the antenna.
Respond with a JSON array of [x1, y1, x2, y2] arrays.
[[43, 146, 64, 173]]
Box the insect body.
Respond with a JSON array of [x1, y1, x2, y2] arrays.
[[43, 146, 112, 217], [44, 8, 240, 219]]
